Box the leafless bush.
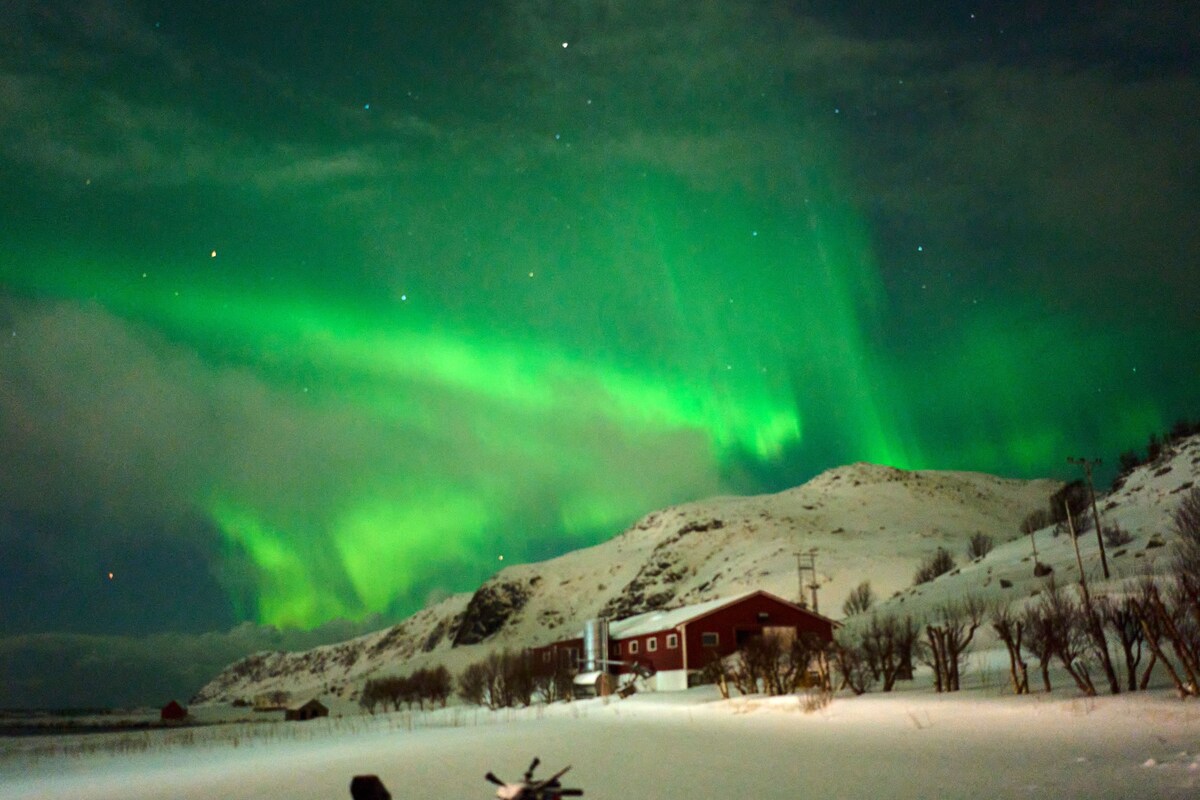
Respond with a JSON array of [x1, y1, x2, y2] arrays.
[[1103, 523, 1134, 548], [913, 547, 956, 585], [700, 648, 731, 699], [967, 533, 994, 560], [831, 632, 876, 695], [842, 580, 875, 617], [1021, 508, 1052, 535], [731, 632, 830, 696]]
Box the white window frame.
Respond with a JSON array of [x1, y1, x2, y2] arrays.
[[666, 633, 678, 649], [647, 636, 658, 652], [628, 640, 639, 655], [701, 632, 719, 647]]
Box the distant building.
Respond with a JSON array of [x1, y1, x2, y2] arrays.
[[285, 698, 329, 721], [253, 690, 291, 711], [534, 590, 839, 693], [160, 700, 188, 721]]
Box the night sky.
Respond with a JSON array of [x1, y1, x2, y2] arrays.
[[2, 2, 1198, 706]]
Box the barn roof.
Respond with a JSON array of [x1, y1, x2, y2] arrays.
[[288, 697, 328, 711], [606, 590, 762, 638], [601, 590, 840, 639]]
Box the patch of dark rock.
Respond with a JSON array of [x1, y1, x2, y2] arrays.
[[452, 580, 532, 646], [421, 615, 458, 653]]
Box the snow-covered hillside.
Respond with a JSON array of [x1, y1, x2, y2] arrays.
[[193, 435, 1200, 708], [192, 461, 1067, 706], [864, 433, 1200, 625]]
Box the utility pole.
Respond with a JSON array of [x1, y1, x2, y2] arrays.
[[795, 550, 806, 608], [794, 548, 820, 613], [794, 549, 820, 611], [1065, 501, 1091, 607], [1068, 456, 1110, 580]]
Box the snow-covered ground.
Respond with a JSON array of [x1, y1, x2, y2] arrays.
[[3, 678, 1199, 799]]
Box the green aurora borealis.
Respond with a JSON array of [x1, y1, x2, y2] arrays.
[[1, 0, 1198, 655]]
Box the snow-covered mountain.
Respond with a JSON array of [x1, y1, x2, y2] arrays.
[[192, 437, 1200, 706]]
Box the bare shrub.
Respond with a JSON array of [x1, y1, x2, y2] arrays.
[[842, 580, 875, 617], [731, 632, 830, 696], [1050, 481, 1090, 536], [1103, 523, 1134, 548], [1021, 508, 1052, 534], [913, 547, 956, 585], [967, 533, 994, 560], [831, 632, 876, 695], [700, 648, 731, 699]]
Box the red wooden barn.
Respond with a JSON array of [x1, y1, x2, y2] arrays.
[[535, 590, 838, 692]]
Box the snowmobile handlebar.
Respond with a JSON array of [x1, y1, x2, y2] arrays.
[[485, 757, 584, 800], [351, 757, 582, 800]]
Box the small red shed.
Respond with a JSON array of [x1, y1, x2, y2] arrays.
[[160, 700, 188, 721]]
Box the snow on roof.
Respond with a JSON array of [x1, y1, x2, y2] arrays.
[[606, 591, 760, 639]]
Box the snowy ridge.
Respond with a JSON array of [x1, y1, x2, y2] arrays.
[[193, 460, 1080, 706], [864, 433, 1200, 625]]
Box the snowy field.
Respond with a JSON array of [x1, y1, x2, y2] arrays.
[[3, 681, 1199, 800]]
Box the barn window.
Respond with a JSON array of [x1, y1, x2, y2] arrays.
[[757, 612, 770, 622], [543, 651, 551, 663], [666, 633, 678, 649], [701, 632, 719, 647], [628, 640, 639, 654], [647, 636, 658, 652]]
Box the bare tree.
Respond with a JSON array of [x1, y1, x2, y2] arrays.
[[531, 653, 574, 704], [1037, 581, 1096, 696], [1099, 595, 1144, 692], [924, 595, 986, 692], [457, 661, 489, 706], [1022, 601, 1057, 692], [842, 580, 876, 617], [832, 630, 877, 695], [1131, 578, 1199, 697], [860, 613, 921, 692], [991, 602, 1030, 694]]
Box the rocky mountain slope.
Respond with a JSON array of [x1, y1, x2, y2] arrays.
[[192, 439, 1200, 707]]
